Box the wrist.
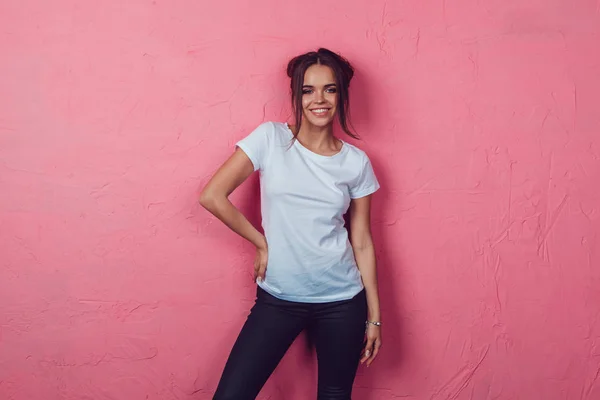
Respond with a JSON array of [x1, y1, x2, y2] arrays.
[[367, 312, 381, 322], [368, 311, 381, 322], [256, 236, 268, 250]]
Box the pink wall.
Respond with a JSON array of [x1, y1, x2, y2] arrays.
[[1, 1, 599, 399]]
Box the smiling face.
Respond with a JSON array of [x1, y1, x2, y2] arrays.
[[301, 64, 338, 129]]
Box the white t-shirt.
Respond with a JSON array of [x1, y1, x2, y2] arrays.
[[236, 121, 380, 303]]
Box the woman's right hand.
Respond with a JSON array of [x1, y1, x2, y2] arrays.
[[253, 240, 268, 282]]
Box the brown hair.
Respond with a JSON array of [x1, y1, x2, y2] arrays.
[[286, 48, 358, 139]]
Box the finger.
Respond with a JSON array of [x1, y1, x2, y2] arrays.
[[253, 261, 259, 281], [360, 339, 374, 364], [366, 340, 381, 367], [258, 262, 267, 281], [254, 261, 261, 282]]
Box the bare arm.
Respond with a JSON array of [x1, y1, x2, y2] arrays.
[[199, 148, 268, 278], [349, 194, 382, 366], [350, 195, 380, 321]]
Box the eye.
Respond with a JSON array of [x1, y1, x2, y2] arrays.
[[326, 87, 337, 93], [302, 88, 313, 95]]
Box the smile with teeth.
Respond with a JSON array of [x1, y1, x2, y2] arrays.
[[310, 108, 331, 116]]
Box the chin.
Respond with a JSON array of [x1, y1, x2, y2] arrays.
[[308, 119, 333, 128], [303, 113, 335, 128]]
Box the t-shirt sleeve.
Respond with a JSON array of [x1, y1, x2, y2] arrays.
[[349, 154, 380, 199], [235, 122, 272, 171]]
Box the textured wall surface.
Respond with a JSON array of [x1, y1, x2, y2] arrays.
[[1, 1, 599, 399]]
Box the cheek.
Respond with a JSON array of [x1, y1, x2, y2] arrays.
[[326, 93, 338, 107], [302, 95, 311, 109]]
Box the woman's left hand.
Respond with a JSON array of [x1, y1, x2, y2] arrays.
[[360, 323, 382, 367]]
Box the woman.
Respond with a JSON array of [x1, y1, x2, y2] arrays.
[[199, 48, 382, 399]]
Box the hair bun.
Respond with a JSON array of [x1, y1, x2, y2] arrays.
[[286, 55, 303, 78], [287, 48, 354, 82], [318, 48, 354, 83]]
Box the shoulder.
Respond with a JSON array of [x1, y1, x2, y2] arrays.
[[344, 142, 380, 197], [252, 121, 291, 140], [269, 121, 293, 138], [342, 141, 372, 167]]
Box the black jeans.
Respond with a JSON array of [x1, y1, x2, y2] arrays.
[[213, 287, 368, 400]]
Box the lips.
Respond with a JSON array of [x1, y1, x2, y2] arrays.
[[310, 108, 331, 117]]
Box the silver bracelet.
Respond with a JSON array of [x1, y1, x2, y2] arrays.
[[366, 320, 382, 327]]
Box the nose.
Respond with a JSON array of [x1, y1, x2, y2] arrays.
[[315, 90, 325, 103]]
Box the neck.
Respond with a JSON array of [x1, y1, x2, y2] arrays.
[[296, 121, 336, 149]]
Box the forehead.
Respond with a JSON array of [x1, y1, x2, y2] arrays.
[[303, 64, 336, 85]]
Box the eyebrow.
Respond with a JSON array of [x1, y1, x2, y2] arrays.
[[302, 83, 337, 88]]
